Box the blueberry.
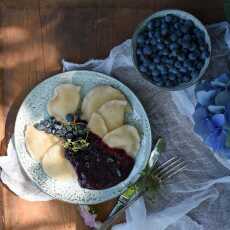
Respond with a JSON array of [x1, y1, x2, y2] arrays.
[[165, 80, 172, 87], [34, 123, 46, 131], [169, 34, 177, 42], [153, 75, 161, 82], [161, 49, 169, 56], [180, 25, 189, 33], [154, 31, 161, 38], [191, 70, 199, 79], [163, 39, 170, 45], [145, 39, 151, 45], [169, 43, 178, 50], [176, 30, 183, 38], [150, 38, 157, 46], [169, 74, 176, 80], [165, 14, 173, 22], [188, 43, 196, 51], [182, 34, 191, 41], [153, 19, 161, 27], [179, 67, 187, 73], [188, 52, 197, 60], [177, 53, 186, 62], [182, 41, 190, 49], [142, 58, 152, 67], [155, 81, 163, 87], [139, 65, 147, 73], [148, 31, 154, 38], [46, 128, 52, 134], [175, 61, 182, 69], [169, 68, 178, 74], [156, 43, 165, 50], [174, 22, 180, 29], [196, 62, 203, 70], [183, 76, 191, 83], [161, 28, 168, 36], [184, 19, 194, 27], [66, 113, 74, 122], [137, 35, 145, 44], [147, 21, 154, 30], [202, 48, 210, 59], [149, 63, 156, 71], [153, 57, 161, 64], [152, 69, 160, 77], [136, 48, 142, 56], [143, 46, 152, 55]]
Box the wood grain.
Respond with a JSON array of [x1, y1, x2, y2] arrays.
[[0, 1, 224, 229]]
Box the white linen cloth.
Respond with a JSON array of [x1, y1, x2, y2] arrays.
[[1, 21, 230, 230]]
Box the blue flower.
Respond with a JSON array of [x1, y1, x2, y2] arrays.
[[193, 72, 230, 159]]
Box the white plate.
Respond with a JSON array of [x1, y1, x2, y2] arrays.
[[14, 70, 152, 204]]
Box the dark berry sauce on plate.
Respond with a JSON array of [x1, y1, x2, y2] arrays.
[[65, 132, 134, 190]]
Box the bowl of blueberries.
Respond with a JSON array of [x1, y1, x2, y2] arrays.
[[132, 9, 211, 90]]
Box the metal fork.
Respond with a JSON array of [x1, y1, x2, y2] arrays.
[[98, 156, 186, 230]]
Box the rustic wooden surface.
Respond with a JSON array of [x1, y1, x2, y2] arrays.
[[0, 0, 224, 229]]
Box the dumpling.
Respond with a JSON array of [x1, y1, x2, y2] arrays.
[[97, 100, 128, 131], [47, 84, 81, 122], [25, 124, 60, 161], [87, 113, 108, 138], [42, 143, 77, 182], [81, 86, 125, 121], [103, 125, 140, 158]]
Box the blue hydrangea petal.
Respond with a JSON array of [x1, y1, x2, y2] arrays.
[[195, 81, 213, 92], [211, 114, 225, 128], [192, 106, 208, 123], [196, 90, 216, 106], [211, 73, 230, 87], [205, 129, 226, 152], [214, 91, 230, 106], [208, 105, 225, 114], [194, 118, 216, 139], [224, 104, 230, 125]]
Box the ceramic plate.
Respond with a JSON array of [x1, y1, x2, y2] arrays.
[[14, 70, 152, 204]]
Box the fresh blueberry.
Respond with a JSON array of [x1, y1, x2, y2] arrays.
[[163, 39, 170, 45], [180, 25, 189, 33], [154, 19, 161, 27], [175, 61, 182, 69], [169, 34, 177, 42], [150, 38, 157, 45], [182, 34, 191, 41], [165, 80, 172, 87], [196, 62, 203, 70], [143, 46, 152, 55], [169, 74, 176, 80], [137, 35, 145, 44], [34, 123, 46, 131], [139, 65, 147, 73], [177, 53, 186, 61], [142, 58, 152, 67], [65, 132, 74, 139], [156, 43, 165, 50], [188, 52, 197, 60], [169, 68, 178, 74], [165, 14, 173, 22], [182, 76, 191, 83], [155, 81, 164, 87], [182, 41, 190, 49], [148, 31, 154, 38], [191, 70, 199, 79], [169, 43, 178, 50], [184, 19, 194, 27], [174, 22, 180, 29], [147, 21, 154, 30], [161, 28, 168, 36], [153, 75, 161, 82], [161, 48, 169, 55], [154, 31, 161, 38], [179, 67, 187, 73], [66, 113, 74, 122], [188, 43, 196, 51], [152, 69, 160, 77], [176, 30, 183, 38], [153, 57, 161, 64]]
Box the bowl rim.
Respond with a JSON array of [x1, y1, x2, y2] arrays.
[[131, 9, 212, 91]]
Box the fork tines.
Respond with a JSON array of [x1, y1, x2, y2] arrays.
[[152, 157, 186, 181]]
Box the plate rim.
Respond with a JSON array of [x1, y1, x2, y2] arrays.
[[14, 70, 153, 204]]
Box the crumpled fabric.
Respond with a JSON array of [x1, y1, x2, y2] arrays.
[[1, 21, 230, 230]]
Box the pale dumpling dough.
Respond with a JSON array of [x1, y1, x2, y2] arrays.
[[25, 125, 60, 161], [42, 143, 77, 182], [98, 100, 128, 131], [81, 86, 125, 121], [87, 113, 108, 138], [103, 125, 140, 158], [47, 84, 81, 122]]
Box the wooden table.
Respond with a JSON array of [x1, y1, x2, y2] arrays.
[[0, 1, 224, 229]]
